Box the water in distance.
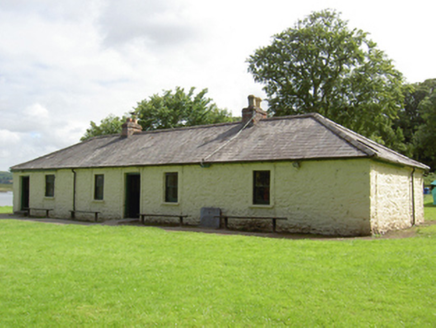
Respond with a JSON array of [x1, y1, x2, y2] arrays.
[[0, 191, 13, 206]]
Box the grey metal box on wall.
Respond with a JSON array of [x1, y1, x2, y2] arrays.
[[200, 207, 221, 228]]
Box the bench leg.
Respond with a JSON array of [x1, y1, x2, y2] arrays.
[[225, 217, 228, 229], [46, 210, 50, 218], [179, 216, 183, 226], [94, 212, 98, 222], [141, 215, 144, 225], [71, 211, 75, 219], [272, 219, 276, 233]]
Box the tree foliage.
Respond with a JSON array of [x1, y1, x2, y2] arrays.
[[395, 79, 436, 143], [394, 85, 426, 146], [247, 9, 406, 151], [0, 171, 13, 184], [134, 87, 233, 131], [410, 79, 436, 169], [81, 114, 125, 141], [81, 87, 233, 140]]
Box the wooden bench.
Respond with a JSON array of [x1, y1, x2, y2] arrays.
[[216, 215, 287, 233], [140, 213, 188, 226], [24, 207, 54, 218], [70, 210, 100, 222]]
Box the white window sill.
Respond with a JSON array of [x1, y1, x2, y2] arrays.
[[249, 204, 274, 209], [162, 202, 179, 206]]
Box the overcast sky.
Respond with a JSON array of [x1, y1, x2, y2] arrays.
[[1, 0, 435, 171]]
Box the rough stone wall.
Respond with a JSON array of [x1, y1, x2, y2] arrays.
[[13, 159, 373, 235], [413, 170, 425, 225], [369, 162, 425, 234]]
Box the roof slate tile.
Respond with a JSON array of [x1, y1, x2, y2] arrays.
[[11, 113, 429, 171]]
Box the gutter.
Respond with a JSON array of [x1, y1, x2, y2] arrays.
[[411, 167, 416, 226], [72, 169, 77, 212]]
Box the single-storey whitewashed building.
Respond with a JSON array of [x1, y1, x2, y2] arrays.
[[11, 96, 429, 236]]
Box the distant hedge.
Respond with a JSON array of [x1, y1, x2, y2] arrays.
[[0, 171, 12, 185]]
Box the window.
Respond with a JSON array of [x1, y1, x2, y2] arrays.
[[253, 171, 270, 205], [45, 174, 55, 197], [165, 172, 178, 203], [94, 174, 104, 200]]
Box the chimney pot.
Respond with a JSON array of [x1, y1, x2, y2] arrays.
[[241, 95, 267, 126], [248, 95, 256, 108], [121, 117, 142, 138], [255, 97, 262, 108]]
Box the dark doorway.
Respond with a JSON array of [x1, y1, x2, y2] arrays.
[[21, 176, 30, 210], [125, 173, 140, 218]]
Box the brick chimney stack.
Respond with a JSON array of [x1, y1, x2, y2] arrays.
[[121, 118, 142, 138], [241, 95, 267, 126]]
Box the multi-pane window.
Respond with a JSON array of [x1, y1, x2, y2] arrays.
[[165, 172, 178, 203], [253, 171, 270, 205], [94, 174, 104, 200], [45, 174, 55, 197]]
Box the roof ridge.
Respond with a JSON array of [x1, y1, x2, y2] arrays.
[[85, 134, 120, 141], [137, 121, 240, 135], [355, 133, 428, 167], [11, 112, 429, 171], [310, 114, 377, 157], [310, 113, 429, 169], [260, 113, 315, 121]]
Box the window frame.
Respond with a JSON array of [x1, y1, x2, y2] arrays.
[[164, 172, 178, 203], [253, 170, 270, 205], [45, 174, 55, 198], [94, 174, 104, 201]]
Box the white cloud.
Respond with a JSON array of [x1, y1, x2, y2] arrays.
[[0, 129, 20, 144], [99, 0, 199, 48], [23, 103, 49, 118], [1, 0, 436, 171]]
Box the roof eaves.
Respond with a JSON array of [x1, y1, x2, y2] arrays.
[[9, 137, 100, 172], [372, 157, 430, 171]]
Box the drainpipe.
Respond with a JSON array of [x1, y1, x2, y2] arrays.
[[411, 168, 416, 226], [72, 169, 77, 212]]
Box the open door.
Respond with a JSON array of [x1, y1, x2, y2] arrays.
[[21, 176, 30, 210], [125, 173, 140, 218]]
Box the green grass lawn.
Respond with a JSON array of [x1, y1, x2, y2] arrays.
[[0, 219, 435, 327], [0, 206, 12, 214], [424, 194, 436, 220]]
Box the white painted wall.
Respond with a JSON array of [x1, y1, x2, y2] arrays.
[[13, 159, 425, 236], [13, 159, 375, 235], [13, 170, 73, 216]]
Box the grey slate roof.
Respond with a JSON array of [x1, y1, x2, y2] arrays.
[[11, 113, 429, 171]]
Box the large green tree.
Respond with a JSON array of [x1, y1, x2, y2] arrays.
[[247, 9, 406, 151], [411, 79, 436, 170], [81, 87, 233, 140], [81, 114, 126, 141], [134, 87, 233, 131], [395, 79, 436, 144]]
